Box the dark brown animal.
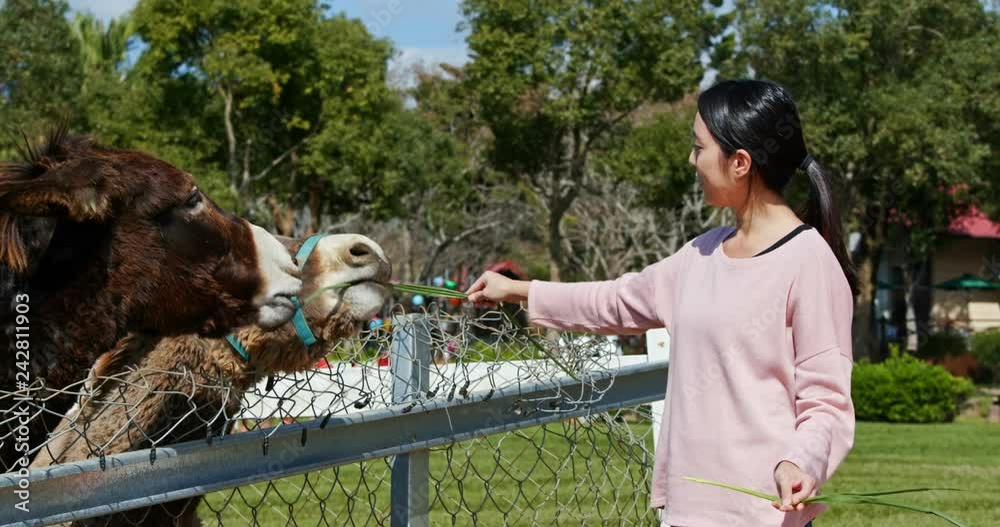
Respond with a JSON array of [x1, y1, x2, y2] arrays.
[[32, 234, 391, 527], [1, 130, 302, 473]]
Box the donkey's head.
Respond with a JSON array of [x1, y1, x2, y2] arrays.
[[0, 131, 301, 336], [280, 234, 391, 343]]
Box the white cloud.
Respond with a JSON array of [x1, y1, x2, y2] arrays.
[[67, 0, 137, 22]]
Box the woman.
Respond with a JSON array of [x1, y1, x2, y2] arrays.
[[466, 79, 856, 527]]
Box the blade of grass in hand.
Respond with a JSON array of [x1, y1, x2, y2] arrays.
[[302, 282, 468, 305], [391, 283, 468, 299], [812, 496, 967, 527], [682, 476, 966, 527], [833, 487, 961, 497], [681, 476, 778, 502]]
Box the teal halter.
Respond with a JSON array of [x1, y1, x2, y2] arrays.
[[225, 233, 326, 362]]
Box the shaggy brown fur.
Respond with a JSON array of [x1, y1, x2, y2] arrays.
[[32, 236, 390, 527], [1, 130, 290, 473]]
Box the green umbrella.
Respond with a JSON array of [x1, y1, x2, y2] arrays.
[[933, 273, 1000, 291], [877, 279, 901, 290]]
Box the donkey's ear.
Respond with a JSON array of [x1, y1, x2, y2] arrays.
[[0, 156, 116, 221], [273, 234, 301, 255]]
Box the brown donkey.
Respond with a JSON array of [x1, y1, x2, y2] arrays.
[[32, 233, 391, 526], [1, 130, 302, 472]]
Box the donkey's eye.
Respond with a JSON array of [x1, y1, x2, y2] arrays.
[[183, 189, 202, 209]]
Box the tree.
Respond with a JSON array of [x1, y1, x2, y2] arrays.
[[131, 1, 403, 233], [460, 0, 719, 280], [70, 12, 136, 81], [602, 98, 701, 214], [0, 0, 82, 147], [720, 0, 1000, 360], [384, 64, 528, 284], [70, 12, 149, 151], [563, 176, 718, 281], [560, 98, 725, 280]]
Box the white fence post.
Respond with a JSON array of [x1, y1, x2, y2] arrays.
[[645, 327, 670, 525], [390, 314, 431, 527], [645, 327, 670, 452]]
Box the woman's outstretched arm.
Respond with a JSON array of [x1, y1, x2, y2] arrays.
[[466, 245, 689, 335]]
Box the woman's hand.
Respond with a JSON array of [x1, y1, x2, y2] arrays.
[[465, 271, 530, 305], [772, 460, 817, 512]]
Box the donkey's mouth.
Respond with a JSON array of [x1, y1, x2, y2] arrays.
[[258, 295, 297, 329], [335, 280, 389, 322]]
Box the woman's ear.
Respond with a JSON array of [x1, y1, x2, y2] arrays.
[[729, 149, 754, 181]]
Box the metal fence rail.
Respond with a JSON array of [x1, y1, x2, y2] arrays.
[[0, 312, 669, 526]]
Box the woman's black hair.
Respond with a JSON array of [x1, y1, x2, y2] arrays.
[[697, 79, 858, 295]]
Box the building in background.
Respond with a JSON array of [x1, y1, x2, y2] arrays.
[[874, 205, 1000, 376]]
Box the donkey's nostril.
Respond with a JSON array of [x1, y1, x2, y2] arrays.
[[349, 243, 372, 258]]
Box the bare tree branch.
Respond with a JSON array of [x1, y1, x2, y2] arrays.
[[249, 133, 315, 183]]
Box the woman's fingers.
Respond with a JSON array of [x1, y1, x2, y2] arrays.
[[790, 477, 816, 510], [465, 271, 523, 305], [465, 274, 488, 296], [773, 461, 820, 513], [776, 478, 797, 511], [466, 272, 502, 305]]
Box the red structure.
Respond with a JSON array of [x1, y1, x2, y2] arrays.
[[948, 205, 1000, 239], [484, 260, 527, 279]]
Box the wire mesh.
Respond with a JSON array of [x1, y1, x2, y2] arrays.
[[8, 305, 662, 526]]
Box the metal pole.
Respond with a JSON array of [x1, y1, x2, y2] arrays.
[[390, 314, 430, 527]]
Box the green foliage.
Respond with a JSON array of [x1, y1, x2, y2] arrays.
[[916, 330, 969, 360], [128, 1, 449, 228], [601, 103, 697, 209], [462, 0, 712, 176], [724, 1, 999, 254], [304, 99, 467, 221], [0, 0, 82, 144], [969, 329, 1000, 383], [70, 12, 135, 77], [721, 1, 1000, 361], [459, 0, 719, 277], [852, 353, 975, 423], [978, 395, 991, 420]]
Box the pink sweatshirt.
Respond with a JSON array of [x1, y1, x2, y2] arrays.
[[527, 225, 855, 527]]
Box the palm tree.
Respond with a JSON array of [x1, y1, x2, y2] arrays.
[[70, 12, 136, 83]]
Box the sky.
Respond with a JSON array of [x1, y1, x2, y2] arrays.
[[67, 0, 471, 86]]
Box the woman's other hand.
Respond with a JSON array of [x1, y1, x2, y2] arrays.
[[772, 460, 817, 512], [465, 271, 530, 305]]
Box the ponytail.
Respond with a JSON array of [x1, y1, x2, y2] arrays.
[[800, 156, 859, 296]]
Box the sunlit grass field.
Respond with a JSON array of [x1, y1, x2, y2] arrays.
[[199, 421, 999, 526]]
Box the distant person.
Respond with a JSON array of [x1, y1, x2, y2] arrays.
[[467, 79, 856, 527]]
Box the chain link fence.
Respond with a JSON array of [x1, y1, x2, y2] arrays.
[[3, 306, 668, 526]]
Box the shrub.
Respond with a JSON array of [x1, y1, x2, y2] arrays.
[[852, 352, 976, 423], [970, 328, 1000, 383]]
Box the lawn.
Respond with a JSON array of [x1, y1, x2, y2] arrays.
[[198, 421, 999, 526], [820, 421, 999, 527]]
